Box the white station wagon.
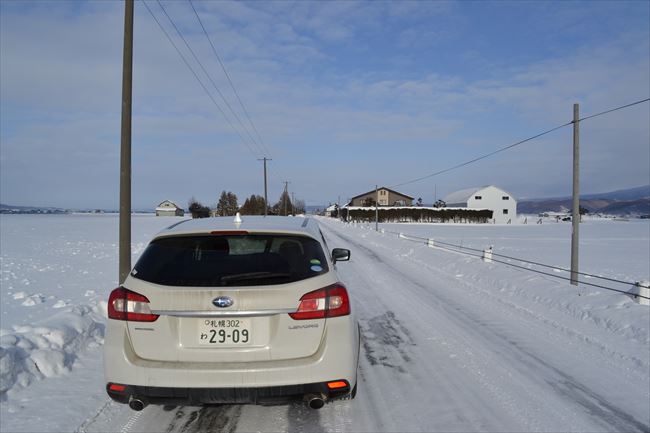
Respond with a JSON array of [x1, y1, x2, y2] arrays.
[[104, 215, 359, 410]]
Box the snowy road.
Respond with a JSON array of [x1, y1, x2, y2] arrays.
[[76, 217, 650, 433]]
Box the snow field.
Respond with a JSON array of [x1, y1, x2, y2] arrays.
[[317, 217, 649, 431], [0, 304, 105, 396], [343, 218, 650, 348], [0, 214, 181, 404], [1, 214, 648, 432], [368, 217, 650, 286]]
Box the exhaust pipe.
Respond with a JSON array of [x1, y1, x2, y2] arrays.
[[128, 396, 148, 411], [304, 393, 327, 409]]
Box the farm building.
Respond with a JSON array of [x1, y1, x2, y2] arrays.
[[349, 187, 414, 207], [325, 204, 339, 217], [443, 185, 516, 223], [155, 200, 184, 217]]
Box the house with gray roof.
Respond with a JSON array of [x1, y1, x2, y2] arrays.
[[155, 200, 185, 217], [443, 185, 516, 223]]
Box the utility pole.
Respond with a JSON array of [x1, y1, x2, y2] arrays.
[[375, 185, 379, 231], [283, 181, 290, 216], [337, 195, 341, 220], [257, 158, 271, 217], [570, 103, 580, 286], [291, 192, 295, 215], [119, 0, 134, 285]]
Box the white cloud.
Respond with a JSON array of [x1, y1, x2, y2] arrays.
[[1, 1, 648, 207]]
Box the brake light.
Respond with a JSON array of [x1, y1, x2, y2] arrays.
[[210, 231, 248, 235], [107, 287, 159, 322], [289, 283, 350, 320]]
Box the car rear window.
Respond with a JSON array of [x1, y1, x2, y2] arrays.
[[131, 234, 329, 287]]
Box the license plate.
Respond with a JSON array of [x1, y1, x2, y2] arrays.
[[199, 318, 252, 346]]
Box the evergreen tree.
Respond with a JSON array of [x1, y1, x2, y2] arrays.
[[216, 191, 229, 216], [216, 191, 239, 216], [226, 192, 238, 216], [239, 194, 267, 215], [240, 195, 255, 215], [273, 190, 292, 216]]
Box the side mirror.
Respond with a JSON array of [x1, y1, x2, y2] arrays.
[[332, 248, 350, 262]]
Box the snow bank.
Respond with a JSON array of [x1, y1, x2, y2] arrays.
[[0, 304, 105, 399]]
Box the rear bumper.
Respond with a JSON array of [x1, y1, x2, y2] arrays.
[[104, 315, 360, 390], [106, 381, 351, 406]]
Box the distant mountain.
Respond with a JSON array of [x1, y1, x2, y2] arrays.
[[518, 185, 650, 216], [0, 203, 69, 214], [581, 185, 650, 201], [305, 205, 327, 213]]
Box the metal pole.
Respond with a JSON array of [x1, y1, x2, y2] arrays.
[[258, 158, 271, 217], [570, 103, 580, 286], [119, 0, 134, 285], [375, 185, 379, 231]]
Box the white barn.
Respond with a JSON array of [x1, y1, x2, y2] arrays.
[[443, 185, 516, 223]]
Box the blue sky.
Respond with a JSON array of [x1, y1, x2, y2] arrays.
[[1, 1, 649, 209]]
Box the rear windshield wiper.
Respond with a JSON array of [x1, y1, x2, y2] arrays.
[[220, 272, 292, 284]]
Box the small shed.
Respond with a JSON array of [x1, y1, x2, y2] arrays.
[[155, 200, 184, 217]]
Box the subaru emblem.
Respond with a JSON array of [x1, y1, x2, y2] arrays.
[[213, 296, 233, 308]]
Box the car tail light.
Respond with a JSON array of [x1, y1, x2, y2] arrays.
[[327, 380, 349, 390], [108, 383, 126, 392], [289, 283, 350, 320], [107, 287, 159, 322]]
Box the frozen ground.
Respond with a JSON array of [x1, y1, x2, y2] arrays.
[[1, 214, 648, 432], [0, 214, 177, 431], [375, 216, 650, 287]]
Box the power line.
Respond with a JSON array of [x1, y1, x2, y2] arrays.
[[188, 0, 272, 158], [141, 0, 258, 157], [390, 122, 572, 188], [390, 98, 650, 189], [374, 228, 648, 300], [578, 98, 650, 122], [154, 0, 267, 158]]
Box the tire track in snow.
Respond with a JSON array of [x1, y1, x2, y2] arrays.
[[361, 311, 416, 372], [74, 399, 114, 433], [176, 405, 242, 433], [321, 219, 649, 432], [120, 410, 142, 433], [323, 222, 518, 431]]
